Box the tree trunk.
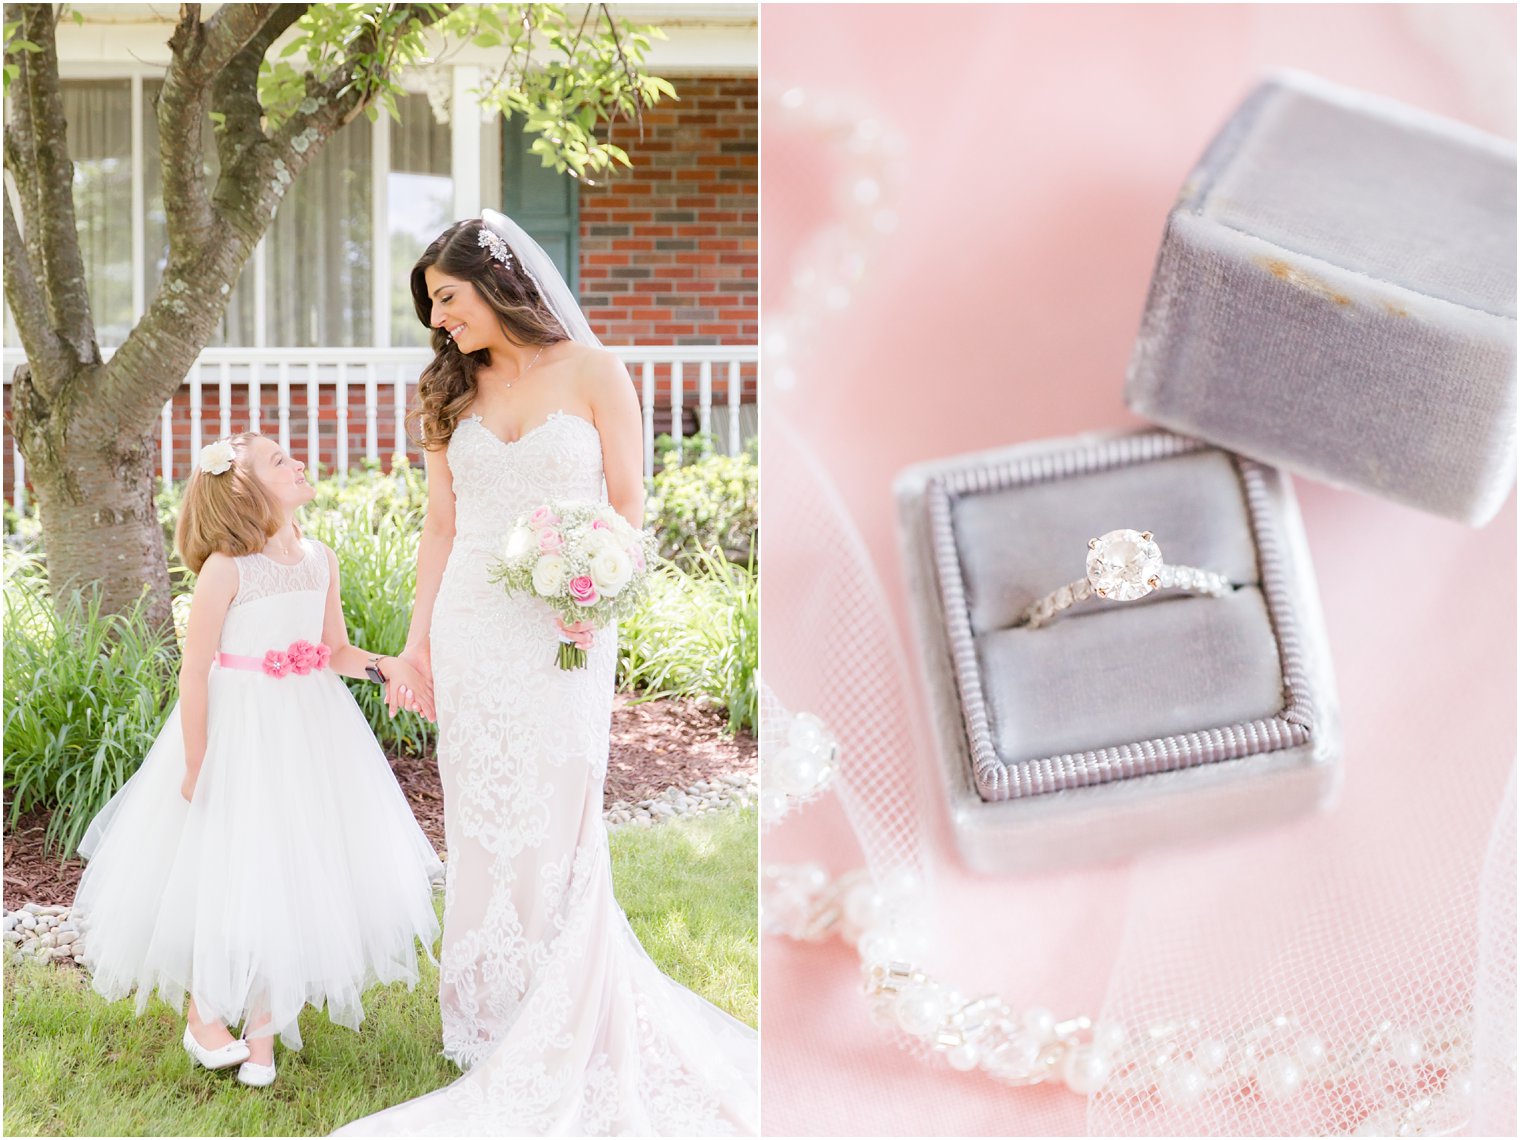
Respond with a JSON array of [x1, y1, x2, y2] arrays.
[[9, 361, 172, 628]]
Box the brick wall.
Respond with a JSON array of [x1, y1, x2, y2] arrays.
[[579, 75, 758, 347]]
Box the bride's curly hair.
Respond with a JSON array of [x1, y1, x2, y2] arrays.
[[407, 219, 569, 450]]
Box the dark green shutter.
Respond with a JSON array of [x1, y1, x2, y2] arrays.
[[500, 121, 579, 295]]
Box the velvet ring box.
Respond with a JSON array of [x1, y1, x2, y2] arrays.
[[894, 73, 1512, 874], [896, 431, 1340, 874]]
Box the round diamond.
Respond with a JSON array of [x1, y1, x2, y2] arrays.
[[1086, 529, 1163, 601]]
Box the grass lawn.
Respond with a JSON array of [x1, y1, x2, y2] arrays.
[[2, 809, 757, 1137]]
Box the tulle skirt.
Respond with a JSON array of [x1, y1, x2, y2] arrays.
[[72, 667, 443, 1048]]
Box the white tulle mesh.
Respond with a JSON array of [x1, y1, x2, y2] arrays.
[[760, 414, 928, 889]]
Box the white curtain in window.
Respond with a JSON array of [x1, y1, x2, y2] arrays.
[[266, 122, 373, 347], [63, 80, 133, 346], [390, 92, 453, 347]]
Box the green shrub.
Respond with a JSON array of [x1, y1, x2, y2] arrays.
[[645, 435, 757, 569], [3, 579, 180, 858], [301, 472, 435, 757], [617, 547, 758, 733]]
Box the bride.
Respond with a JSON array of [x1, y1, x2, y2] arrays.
[[338, 211, 758, 1135]]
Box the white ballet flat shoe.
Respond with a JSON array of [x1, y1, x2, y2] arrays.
[[237, 1058, 277, 1088], [182, 1026, 251, 1070]]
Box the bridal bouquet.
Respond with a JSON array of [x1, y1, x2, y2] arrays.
[[490, 500, 655, 669]]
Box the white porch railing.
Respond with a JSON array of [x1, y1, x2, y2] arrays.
[[2, 344, 757, 511]]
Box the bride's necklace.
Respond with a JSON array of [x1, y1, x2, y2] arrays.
[[268, 533, 299, 560], [503, 345, 546, 389]]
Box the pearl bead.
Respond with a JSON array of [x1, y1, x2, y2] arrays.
[[1159, 1061, 1207, 1106], [895, 986, 946, 1037], [1061, 1046, 1112, 1095], [780, 87, 805, 111], [1194, 1039, 1229, 1074], [786, 712, 828, 752], [1093, 1020, 1127, 1055], [759, 789, 788, 820], [945, 1042, 980, 1072], [770, 745, 826, 796], [1294, 1034, 1327, 1071], [842, 882, 887, 930], [1020, 1007, 1055, 1040], [1254, 1053, 1304, 1102], [852, 178, 881, 206], [1353, 1113, 1395, 1136], [1385, 1028, 1424, 1067]]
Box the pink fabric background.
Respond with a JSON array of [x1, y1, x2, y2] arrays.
[[759, 5, 1516, 1136]]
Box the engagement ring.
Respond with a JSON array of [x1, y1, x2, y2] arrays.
[[1018, 528, 1232, 629]]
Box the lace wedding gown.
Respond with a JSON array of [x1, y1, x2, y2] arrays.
[[340, 410, 758, 1136]]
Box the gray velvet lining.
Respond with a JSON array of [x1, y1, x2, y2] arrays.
[[925, 432, 1315, 802]]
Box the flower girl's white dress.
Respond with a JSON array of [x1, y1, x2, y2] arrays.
[[72, 538, 442, 1048]]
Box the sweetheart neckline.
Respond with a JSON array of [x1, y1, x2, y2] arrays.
[[462, 409, 597, 450]]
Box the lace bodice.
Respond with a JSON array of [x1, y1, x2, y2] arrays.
[[219, 539, 328, 656], [447, 412, 606, 554]]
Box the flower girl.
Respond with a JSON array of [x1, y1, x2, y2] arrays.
[[71, 433, 442, 1089]]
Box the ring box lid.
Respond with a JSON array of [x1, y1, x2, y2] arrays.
[[1125, 70, 1517, 526]]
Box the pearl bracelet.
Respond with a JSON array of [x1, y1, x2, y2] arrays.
[[761, 860, 1475, 1134]]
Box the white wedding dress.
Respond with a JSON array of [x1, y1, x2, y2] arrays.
[[340, 410, 758, 1136]]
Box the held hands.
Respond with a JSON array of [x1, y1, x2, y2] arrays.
[[385, 650, 436, 722], [553, 616, 596, 651]]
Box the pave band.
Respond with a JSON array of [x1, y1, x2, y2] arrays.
[[1018, 529, 1233, 629]]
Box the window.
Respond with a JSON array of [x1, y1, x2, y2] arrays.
[[390, 92, 453, 347]]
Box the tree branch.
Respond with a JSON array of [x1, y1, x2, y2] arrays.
[[2, 187, 71, 392], [210, 3, 306, 177], [11, 3, 97, 362], [157, 4, 291, 257]]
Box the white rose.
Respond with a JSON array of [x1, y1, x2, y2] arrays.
[[197, 439, 235, 475], [531, 554, 568, 597], [503, 523, 533, 561], [587, 545, 633, 598]]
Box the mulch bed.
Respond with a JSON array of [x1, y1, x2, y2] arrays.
[[4, 696, 755, 910]]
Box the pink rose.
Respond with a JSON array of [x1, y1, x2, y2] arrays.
[[287, 640, 318, 674], [630, 547, 646, 572], [590, 519, 609, 531], [538, 527, 565, 554], [314, 643, 332, 670], [568, 575, 598, 606], [528, 506, 560, 527], [262, 650, 291, 678]]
